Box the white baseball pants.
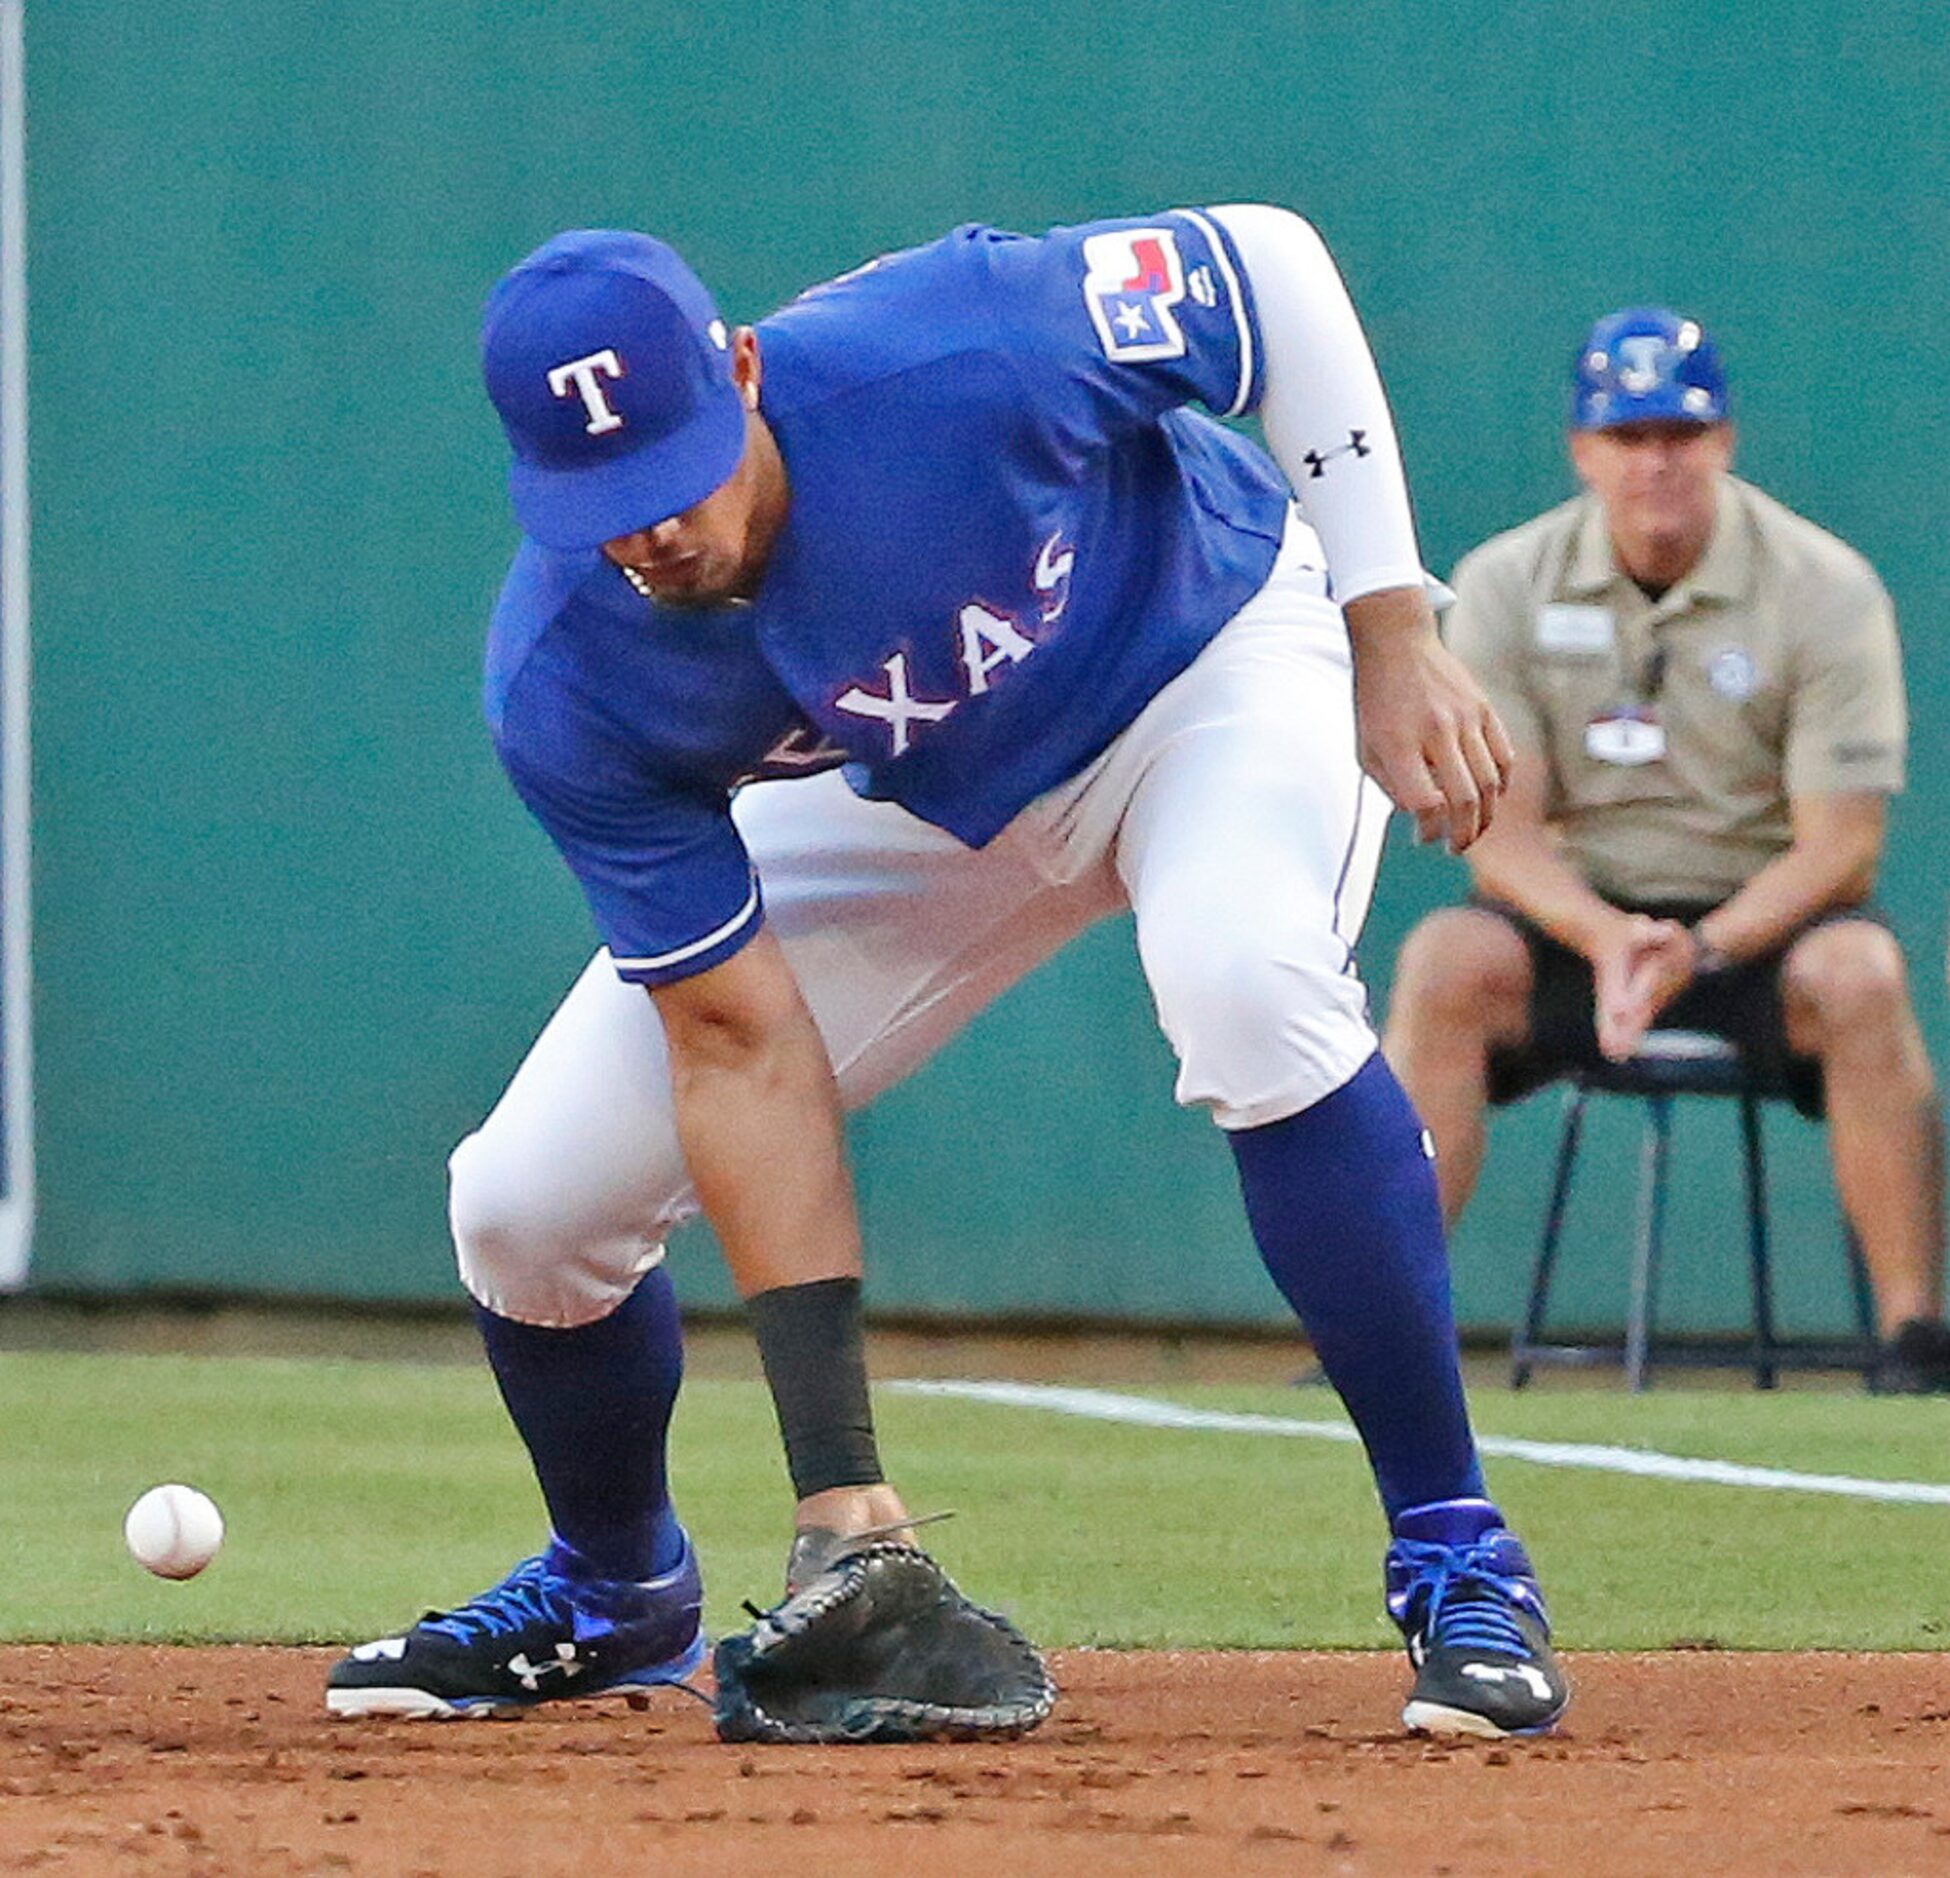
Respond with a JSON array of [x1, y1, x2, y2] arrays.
[[454, 519, 1390, 1325]]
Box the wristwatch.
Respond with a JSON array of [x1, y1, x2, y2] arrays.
[[1688, 923, 1733, 977]]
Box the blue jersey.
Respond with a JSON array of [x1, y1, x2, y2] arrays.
[[488, 210, 1293, 984]]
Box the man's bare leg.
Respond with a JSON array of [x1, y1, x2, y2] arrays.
[[1384, 909, 1535, 1226], [1783, 922, 1945, 1335]]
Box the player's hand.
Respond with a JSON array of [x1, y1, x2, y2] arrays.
[[1347, 595, 1515, 853], [1593, 917, 1696, 1061]]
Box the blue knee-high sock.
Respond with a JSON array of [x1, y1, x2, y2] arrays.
[[1229, 1051, 1487, 1523], [474, 1267, 687, 1583]]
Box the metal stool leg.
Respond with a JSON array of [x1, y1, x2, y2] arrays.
[[1512, 1086, 1588, 1388], [1625, 1092, 1672, 1392], [1843, 1226, 1878, 1381], [1739, 1094, 1778, 1389]]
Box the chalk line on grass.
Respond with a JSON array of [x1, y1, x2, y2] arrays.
[[889, 1380, 1950, 1506]]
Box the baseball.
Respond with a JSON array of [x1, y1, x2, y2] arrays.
[[124, 1484, 224, 1580]]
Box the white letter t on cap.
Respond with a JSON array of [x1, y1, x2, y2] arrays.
[[547, 349, 626, 434]]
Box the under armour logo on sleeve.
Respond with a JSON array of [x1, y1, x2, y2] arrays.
[[1301, 430, 1370, 478], [547, 349, 627, 434]]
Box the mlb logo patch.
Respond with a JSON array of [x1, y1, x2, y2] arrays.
[[1081, 227, 1188, 363]]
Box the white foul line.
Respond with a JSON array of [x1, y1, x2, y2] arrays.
[[889, 1380, 1950, 1508]]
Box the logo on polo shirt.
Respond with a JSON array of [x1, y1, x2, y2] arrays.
[[1707, 645, 1759, 701]]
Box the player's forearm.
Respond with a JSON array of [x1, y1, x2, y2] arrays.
[[1694, 840, 1878, 963], [652, 941, 863, 1296], [652, 934, 893, 1519], [670, 1041, 862, 1295], [1211, 203, 1430, 606]]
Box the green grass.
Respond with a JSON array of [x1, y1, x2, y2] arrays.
[[3, 1351, 1947, 1650]]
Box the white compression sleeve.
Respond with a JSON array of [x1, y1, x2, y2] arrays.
[[1209, 203, 1438, 608]]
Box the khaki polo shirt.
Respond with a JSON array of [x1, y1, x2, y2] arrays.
[[1446, 475, 1906, 906]]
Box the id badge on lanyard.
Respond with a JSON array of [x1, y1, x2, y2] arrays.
[[1585, 644, 1669, 766], [1585, 704, 1667, 766]]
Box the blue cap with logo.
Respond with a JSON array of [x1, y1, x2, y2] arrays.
[[1571, 306, 1728, 431], [482, 229, 745, 551]]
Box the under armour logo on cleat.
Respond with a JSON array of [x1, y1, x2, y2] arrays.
[[1301, 429, 1371, 478], [350, 1637, 408, 1662], [1461, 1661, 1554, 1700], [506, 1644, 586, 1691]]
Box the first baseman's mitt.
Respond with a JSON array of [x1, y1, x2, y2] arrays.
[[712, 1541, 1056, 1745]]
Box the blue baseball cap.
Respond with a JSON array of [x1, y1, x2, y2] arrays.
[[1571, 307, 1728, 431], [482, 229, 745, 551]]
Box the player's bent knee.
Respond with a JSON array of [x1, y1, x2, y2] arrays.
[[447, 1127, 668, 1329], [1145, 929, 1374, 1125]]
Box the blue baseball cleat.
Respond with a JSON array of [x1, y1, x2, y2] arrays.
[[1386, 1503, 1570, 1738], [325, 1533, 706, 1719]]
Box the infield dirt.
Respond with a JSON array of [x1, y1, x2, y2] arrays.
[[1, 1646, 1945, 1875]]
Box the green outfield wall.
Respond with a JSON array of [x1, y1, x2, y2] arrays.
[[20, 2, 1947, 1332]]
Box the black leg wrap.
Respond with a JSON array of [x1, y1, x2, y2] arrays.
[[746, 1276, 884, 1499]]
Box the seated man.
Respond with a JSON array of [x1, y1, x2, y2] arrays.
[[1385, 306, 1950, 1391]]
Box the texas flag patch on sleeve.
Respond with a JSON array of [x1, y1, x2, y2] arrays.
[[1080, 227, 1188, 362]]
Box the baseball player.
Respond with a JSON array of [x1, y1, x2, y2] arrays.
[[327, 206, 1568, 1738]]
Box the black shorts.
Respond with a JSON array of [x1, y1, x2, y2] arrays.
[[1480, 898, 1890, 1120]]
